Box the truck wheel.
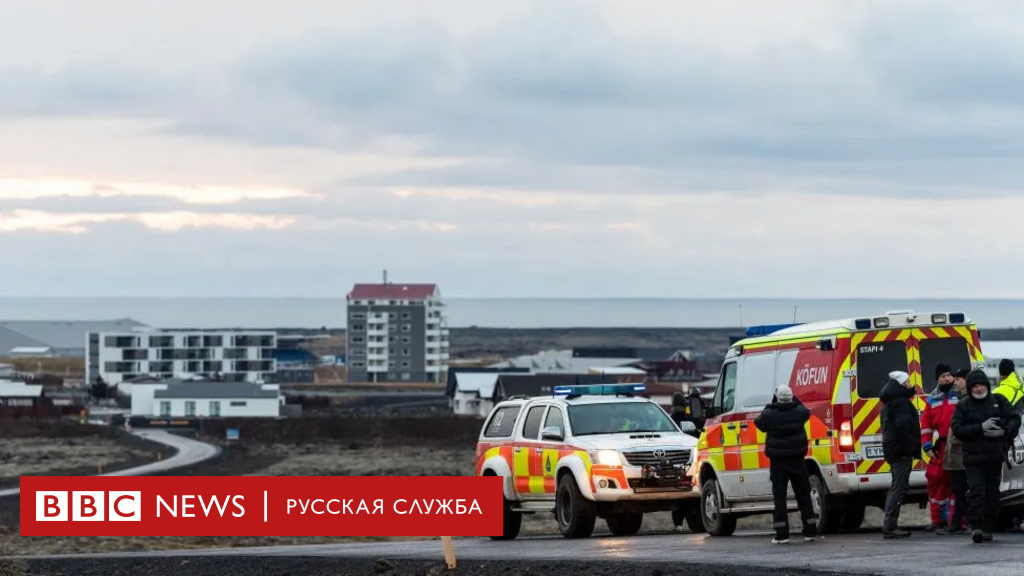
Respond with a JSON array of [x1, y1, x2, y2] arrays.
[[606, 512, 643, 536], [700, 478, 736, 537], [683, 502, 706, 533], [556, 474, 597, 538], [489, 497, 521, 541]]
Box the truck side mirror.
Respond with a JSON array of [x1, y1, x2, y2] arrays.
[[678, 421, 698, 435], [541, 426, 564, 441]]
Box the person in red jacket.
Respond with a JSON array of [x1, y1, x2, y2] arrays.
[[922, 363, 959, 531]]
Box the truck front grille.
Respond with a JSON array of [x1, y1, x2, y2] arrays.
[[621, 449, 691, 467]]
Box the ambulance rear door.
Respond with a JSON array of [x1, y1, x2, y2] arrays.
[[850, 332, 912, 474]]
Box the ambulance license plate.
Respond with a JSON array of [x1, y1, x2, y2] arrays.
[[865, 446, 884, 459]]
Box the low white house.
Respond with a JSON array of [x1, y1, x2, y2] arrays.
[[0, 381, 43, 406], [450, 372, 500, 417], [133, 381, 282, 418]]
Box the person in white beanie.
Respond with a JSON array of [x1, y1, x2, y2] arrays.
[[754, 384, 818, 544], [879, 370, 921, 539]]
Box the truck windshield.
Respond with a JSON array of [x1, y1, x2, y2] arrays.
[[567, 402, 678, 435]]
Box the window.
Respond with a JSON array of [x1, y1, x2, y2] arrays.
[[401, 372, 410, 380], [402, 312, 410, 320], [351, 336, 364, 343], [543, 406, 564, 433], [230, 401, 247, 407], [185, 401, 196, 417], [736, 351, 776, 408], [401, 361, 410, 368], [855, 340, 908, 398], [484, 406, 521, 437], [349, 312, 365, 320], [402, 348, 410, 356], [402, 324, 411, 332], [919, 337, 970, 394], [521, 406, 547, 440], [160, 401, 171, 417], [351, 361, 365, 368], [567, 402, 677, 435], [713, 362, 738, 414], [209, 401, 221, 417], [351, 323, 364, 331], [402, 336, 411, 344]]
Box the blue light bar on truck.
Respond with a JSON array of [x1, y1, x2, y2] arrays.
[[745, 323, 802, 337], [553, 383, 647, 396]]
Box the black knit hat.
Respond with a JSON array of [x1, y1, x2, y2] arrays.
[[1000, 358, 1016, 377], [935, 363, 951, 379], [967, 369, 990, 388], [953, 367, 969, 378]]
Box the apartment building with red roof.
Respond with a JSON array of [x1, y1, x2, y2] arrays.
[[345, 271, 450, 383]]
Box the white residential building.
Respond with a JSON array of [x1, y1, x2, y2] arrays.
[[85, 328, 277, 389], [131, 380, 282, 418], [450, 372, 500, 417]]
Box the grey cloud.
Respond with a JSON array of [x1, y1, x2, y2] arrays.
[[5, 1, 1024, 200]]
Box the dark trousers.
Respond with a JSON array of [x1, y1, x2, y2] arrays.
[[769, 457, 817, 538], [883, 457, 913, 531], [965, 462, 1003, 533], [949, 469, 968, 529]]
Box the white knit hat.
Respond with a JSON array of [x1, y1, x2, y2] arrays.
[[889, 370, 910, 385], [775, 385, 794, 402]]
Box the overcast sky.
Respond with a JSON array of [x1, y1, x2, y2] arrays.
[[2, 0, 1022, 298]]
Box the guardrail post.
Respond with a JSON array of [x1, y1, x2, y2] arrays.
[[441, 536, 456, 569]]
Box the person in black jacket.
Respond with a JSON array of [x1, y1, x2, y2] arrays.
[[879, 370, 921, 539], [951, 368, 1022, 543], [754, 385, 818, 544]]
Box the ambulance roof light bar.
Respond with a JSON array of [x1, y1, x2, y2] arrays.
[[553, 383, 647, 398], [744, 323, 802, 337], [855, 310, 968, 331]]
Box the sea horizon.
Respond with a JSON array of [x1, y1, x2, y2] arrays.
[[2, 296, 1024, 330]]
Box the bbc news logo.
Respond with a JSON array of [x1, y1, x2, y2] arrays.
[[36, 491, 142, 522]]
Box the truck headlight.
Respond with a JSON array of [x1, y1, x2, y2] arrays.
[[590, 450, 622, 466]]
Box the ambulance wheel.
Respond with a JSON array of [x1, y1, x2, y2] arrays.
[[490, 498, 521, 541], [700, 478, 736, 536], [809, 474, 839, 534], [606, 512, 643, 536], [556, 474, 596, 538]]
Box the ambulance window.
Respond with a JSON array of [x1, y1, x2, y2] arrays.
[[483, 406, 521, 438], [714, 362, 738, 413], [855, 340, 908, 398], [919, 337, 970, 394], [737, 351, 776, 408], [521, 406, 547, 440]]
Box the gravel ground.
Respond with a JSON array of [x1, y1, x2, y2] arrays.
[[0, 557, 873, 576], [0, 434, 166, 490]]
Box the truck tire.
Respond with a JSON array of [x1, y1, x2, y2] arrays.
[[489, 497, 521, 540], [700, 478, 736, 537], [606, 512, 643, 536], [556, 474, 597, 538], [683, 502, 707, 533]]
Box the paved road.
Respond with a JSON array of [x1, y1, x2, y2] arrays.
[[7, 529, 1024, 574], [0, 429, 220, 498]]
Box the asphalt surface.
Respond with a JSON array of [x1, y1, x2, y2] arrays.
[[0, 428, 220, 497], [6, 529, 1023, 575]]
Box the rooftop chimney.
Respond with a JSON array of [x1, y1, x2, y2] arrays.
[[383, 269, 388, 284]]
